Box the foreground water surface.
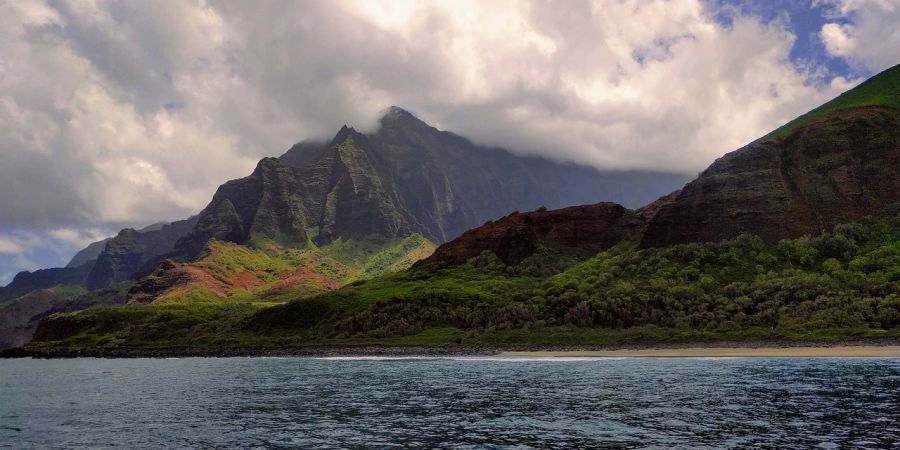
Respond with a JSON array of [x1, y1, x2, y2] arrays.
[[1, 356, 899, 448]]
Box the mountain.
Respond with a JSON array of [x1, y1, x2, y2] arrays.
[[0, 286, 87, 349], [19, 65, 900, 354], [641, 66, 900, 247], [65, 222, 169, 268], [0, 264, 94, 305], [0, 218, 198, 349], [3, 105, 686, 349], [66, 240, 110, 269], [0, 218, 198, 304], [423, 64, 900, 260], [85, 217, 198, 290], [0, 283, 130, 350], [174, 107, 687, 259], [155, 107, 687, 300], [423, 203, 643, 267]]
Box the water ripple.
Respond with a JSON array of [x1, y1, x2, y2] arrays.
[[1, 357, 899, 448]]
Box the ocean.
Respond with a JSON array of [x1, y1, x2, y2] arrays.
[[2, 357, 899, 448]]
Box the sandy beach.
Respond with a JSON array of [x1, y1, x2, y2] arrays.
[[498, 345, 900, 358]]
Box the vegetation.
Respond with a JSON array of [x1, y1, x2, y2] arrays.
[[30, 210, 900, 350], [141, 235, 436, 306], [767, 63, 900, 138]]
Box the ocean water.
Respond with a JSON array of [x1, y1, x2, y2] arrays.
[[1, 357, 899, 448]]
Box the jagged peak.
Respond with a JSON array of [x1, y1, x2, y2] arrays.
[[255, 156, 282, 168], [328, 124, 365, 146], [379, 105, 428, 128], [278, 139, 328, 168], [384, 105, 414, 116], [250, 157, 289, 177]]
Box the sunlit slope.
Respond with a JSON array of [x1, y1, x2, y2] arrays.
[[766, 63, 900, 139]]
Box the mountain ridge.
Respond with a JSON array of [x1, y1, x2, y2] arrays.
[[17, 62, 900, 353], [172, 107, 688, 258], [0, 107, 686, 349], [424, 64, 900, 263]]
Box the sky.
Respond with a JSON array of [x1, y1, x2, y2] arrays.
[[1, 0, 899, 284]]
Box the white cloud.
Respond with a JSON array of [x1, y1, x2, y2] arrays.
[[48, 228, 109, 248], [819, 0, 900, 72], [0, 227, 114, 285], [2, 0, 889, 275], [0, 238, 25, 255]]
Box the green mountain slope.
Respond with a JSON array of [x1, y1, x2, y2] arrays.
[[15, 64, 900, 354], [27, 211, 900, 351], [126, 236, 435, 306], [767, 63, 900, 138]]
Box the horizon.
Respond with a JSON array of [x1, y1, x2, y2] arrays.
[[2, 0, 900, 282]]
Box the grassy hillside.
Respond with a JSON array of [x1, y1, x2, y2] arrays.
[[29, 210, 900, 351], [137, 235, 437, 306], [767, 63, 900, 138]]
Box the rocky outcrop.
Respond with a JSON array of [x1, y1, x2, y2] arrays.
[[86, 217, 198, 290], [125, 260, 212, 304], [66, 222, 168, 268], [422, 203, 642, 266], [175, 129, 415, 258], [65, 239, 111, 268], [641, 106, 900, 247], [424, 105, 900, 266]]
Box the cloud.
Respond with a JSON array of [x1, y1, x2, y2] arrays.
[[202, 0, 853, 173], [2, 0, 892, 274], [818, 0, 900, 72], [0, 238, 24, 255], [0, 227, 113, 285]]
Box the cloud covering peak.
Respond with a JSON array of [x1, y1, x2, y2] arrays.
[[0, 0, 897, 282]]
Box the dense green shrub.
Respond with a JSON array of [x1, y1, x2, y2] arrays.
[[292, 211, 900, 337]]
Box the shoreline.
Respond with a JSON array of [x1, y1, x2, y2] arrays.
[[498, 345, 900, 358], [4, 339, 900, 358]]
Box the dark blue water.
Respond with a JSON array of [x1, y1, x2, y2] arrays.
[[1, 357, 899, 448]]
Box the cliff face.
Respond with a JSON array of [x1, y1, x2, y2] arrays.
[[422, 203, 643, 266], [0, 217, 198, 302], [65, 239, 111, 269], [641, 106, 900, 247], [175, 129, 415, 258], [0, 265, 93, 304], [85, 217, 198, 290], [422, 65, 900, 266]]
